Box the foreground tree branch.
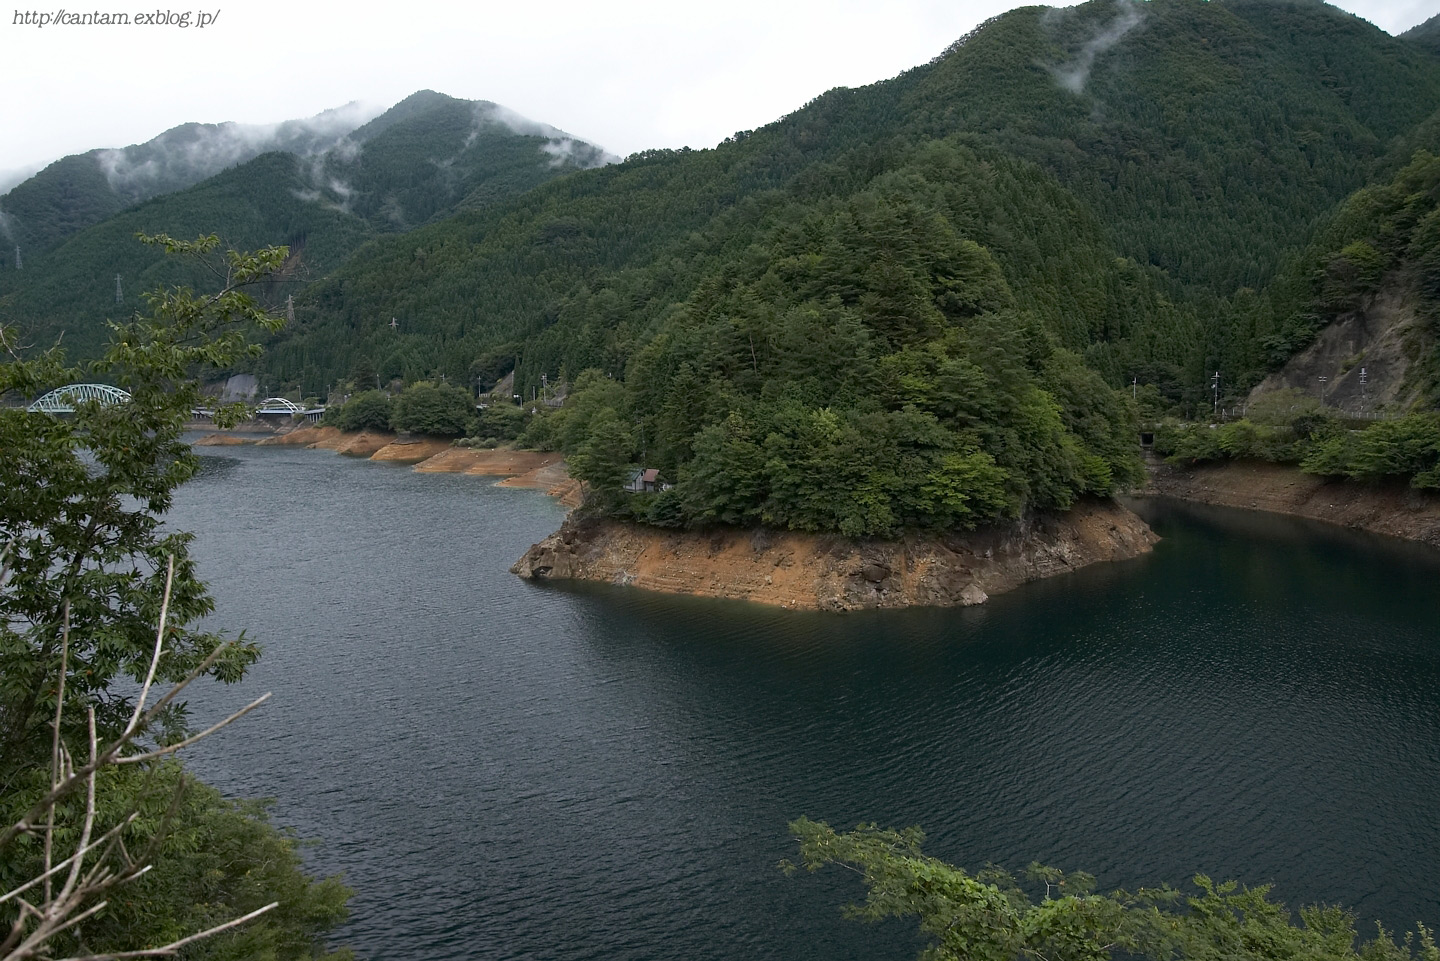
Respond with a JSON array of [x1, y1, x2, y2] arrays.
[[1, 559, 276, 961], [2, 235, 352, 961]]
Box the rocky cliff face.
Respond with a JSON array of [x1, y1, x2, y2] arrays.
[[511, 500, 1157, 611], [1249, 285, 1423, 412]]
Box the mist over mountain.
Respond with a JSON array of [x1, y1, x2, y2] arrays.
[[0, 92, 618, 260], [0, 91, 619, 357], [239, 0, 1440, 410], [0, 101, 382, 255]]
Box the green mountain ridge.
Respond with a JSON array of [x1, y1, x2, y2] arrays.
[[0, 101, 377, 257], [1402, 13, 1440, 58], [8, 0, 1440, 534], [258, 0, 1440, 406], [0, 92, 618, 359], [242, 0, 1440, 535]]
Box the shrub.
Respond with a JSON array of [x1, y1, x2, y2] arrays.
[[390, 381, 476, 436], [330, 390, 394, 432]]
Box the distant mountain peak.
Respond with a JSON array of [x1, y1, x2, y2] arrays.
[[0, 93, 617, 257]]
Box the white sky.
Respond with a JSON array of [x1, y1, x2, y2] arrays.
[[1, 0, 1435, 181]]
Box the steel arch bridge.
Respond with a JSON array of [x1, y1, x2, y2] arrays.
[[254, 397, 305, 415], [26, 383, 133, 413]]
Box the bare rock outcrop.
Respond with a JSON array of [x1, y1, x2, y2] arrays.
[[511, 499, 1157, 611]]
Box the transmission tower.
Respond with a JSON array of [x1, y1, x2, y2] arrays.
[[115, 274, 123, 305], [286, 294, 295, 324], [14, 246, 20, 270]]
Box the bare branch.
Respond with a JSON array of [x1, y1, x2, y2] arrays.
[[1, 815, 139, 906], [0, 638, 252, 851], [49, 902, 278, 961], [124, 558, 174, 739], [115, 693, 271, 764], [44, 604, 71, 905], [55, 710, 100, 906]]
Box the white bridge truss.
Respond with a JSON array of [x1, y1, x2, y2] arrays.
[[254, 397, 305, 415], [26, 383, 133, 413]]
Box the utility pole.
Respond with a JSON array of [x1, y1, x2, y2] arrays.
[[114, 274, 122, 305], [14, 246, 20, 270], [286, 295, 295, 324], [1319, 375, 1328, 405], [1359, 367, 1368, 410], [1132, 376, 1137, 401], [1211, 371, 1220, 416]]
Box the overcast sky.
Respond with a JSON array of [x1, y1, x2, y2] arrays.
[[2, 0, 1435, 183]]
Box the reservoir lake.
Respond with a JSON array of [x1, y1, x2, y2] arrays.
[[171, 441, 1440, 960]]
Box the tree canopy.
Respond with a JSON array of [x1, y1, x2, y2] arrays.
[[785, 818, 1440, 961], [0, 235, 352, 961]]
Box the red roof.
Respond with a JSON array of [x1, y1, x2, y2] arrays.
[[640, 468, 660, 483]]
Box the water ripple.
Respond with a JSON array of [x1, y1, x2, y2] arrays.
[[169, 447, 1440, 960]]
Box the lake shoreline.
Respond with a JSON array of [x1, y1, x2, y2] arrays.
[[1141, 457, 1440, 550], [510, 499, 1158, 612], [196, 428, 1440, 607], [192, 426, 583, 504]]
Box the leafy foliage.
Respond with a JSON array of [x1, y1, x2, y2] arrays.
[[785, 818, 1440, 961], [324, 389, 394, 432], [1156, 407, 1440, 491], [0, 235, 352, 960], [389, 380, 475, 436], [0, 763, 353, 961], [1301, 412, 1440, 488], [0, 234, 283, 775]]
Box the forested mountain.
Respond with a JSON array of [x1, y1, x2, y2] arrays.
[[0, 102, 375, 257], [9, 0, 1440, 528], [546, 140, 1149, 535], [0, 92, 617, 359], [0, 153, 371, 361], [1246, 138, 1440, 407], [256, 0, 1440, 409], [1402, 14, 1440, 58]]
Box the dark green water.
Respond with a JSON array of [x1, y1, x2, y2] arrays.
[[171, 443, 1440, 960]]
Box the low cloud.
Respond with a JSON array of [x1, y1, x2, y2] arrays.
[[0, 162, 43, 195], [482, 102, 619, 168], [93, 100, 383, 199], [540, 138, 616, 169], [1048, 0, 1144, 95]]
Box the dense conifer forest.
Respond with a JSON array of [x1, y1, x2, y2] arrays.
[[4, 0, 1440, 530]]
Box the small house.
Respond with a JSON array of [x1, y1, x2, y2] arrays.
[[623, 467, 663, 494]]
